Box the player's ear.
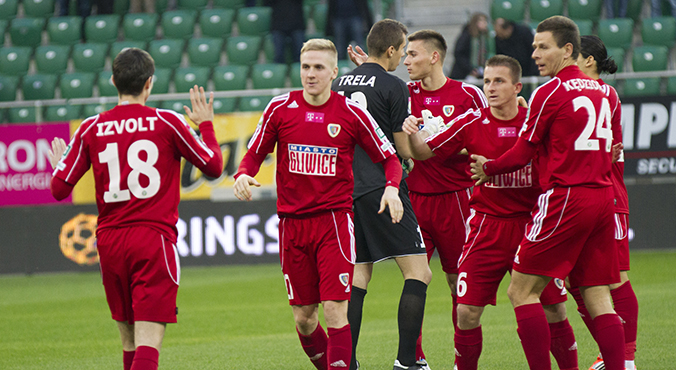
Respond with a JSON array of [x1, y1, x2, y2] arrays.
[[514, 81, 523, 94], [563, 42, 574, 60], [144, 75, 153, 92], [387, 45, 396, 59]]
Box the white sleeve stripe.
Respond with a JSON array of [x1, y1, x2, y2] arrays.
[[252, 94, 290, 153], [526, 78, 561, 142], [346, 100, 392, 158], [428, 115, 481, 151], [462, 83, 488, 108], [64, 116, 100, 183], [156, 109, 211, 166], [158, 108, 214, 156]]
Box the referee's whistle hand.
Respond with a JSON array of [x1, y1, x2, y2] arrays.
[[379, 186, 403, 223]]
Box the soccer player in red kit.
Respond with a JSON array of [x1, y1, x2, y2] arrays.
[[404, 55, 576, 370], [48, 48, 223, 370], [470, 16, 625, 370], [233, 39, 404, 370], [575, 35, 639, 370]]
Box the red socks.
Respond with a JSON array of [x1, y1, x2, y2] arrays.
[[454, 326, 482, 370], [514, 303, 551, 370], [130, 346, 158, 370], [570, 287, 595, 338], [123, 350, 135, 370], [593, 313, 625, 370], [611, 281, 638, 361], [415, 329, 425, 362], [549, 319, 578, 370], [327, 325, 352, 369], [298, 324, 329, 370]]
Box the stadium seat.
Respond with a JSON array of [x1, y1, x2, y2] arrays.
[[573, 19, 594, 36], [212, 0, 246, 9], [200, 8, 235, 38], [161, 9, 197, 40], [47, 16, 82, 46], [45, 104, 82, 122], [187, 38, 224, 67], [598, 18, 634, 50], [626, 0, 643, 22], [149, 39, 185, 69], [0, 75, 19, 102], [239, 95, 272, 112], [161, 99, 191, 113], [23, 0, 55, 18], [303, 0, 321, 6], [85, 14, 121, 44], [213, 65, 249, 90], [226, 35, 262, 66], [0, 19, 7, 36], [641, 17, 676, 48], [236, 7, 272, 36], [632, 45, 669, 72], [667, 76, 676, 95], [8, 107, 38, 123], [289, 62, 302, 87], [337, 60, 355, 77], [173, 67, 210, 93], [113, 0, 129, 15], [490, 0, 525, 23], [604, 47, 625, 73], [152, 68, 172, 94], [35, 45, 70, 75], [60, 72, 96, 99], [156, 0, 170, 12], [213, 97, 237, 113], [83, 103, 110, 117], [251, 63, 288, 89], [177, 0, 208, 10], [110, 41, 147, 59], [73, 43, 109, 73], [0, 0, 18, 21], [97, 70, 117, 97], [313, 3, 328, 34], [623, 77, 660, 97], [145, 100, 161, 108], [529, 0, 563, 22], [0, 47, 31, 77], [567, 0, 602, 22], [10, 18, 46, 47], [22, 74, 57, 100], [123, 13, 158, 42]]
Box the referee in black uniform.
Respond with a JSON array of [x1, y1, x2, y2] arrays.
[[332, 19, 433, 370]]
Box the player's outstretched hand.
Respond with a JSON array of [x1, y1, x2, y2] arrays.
[[469, 154, 490, 186], [347, 45, 368, 66], [379, 185, 403, 223], [612, 142, 624, 163], [184, 85, 214, 125], [48, 137, 68, 169], [402, 115, 423, 135], [233, 174, 261, 201]]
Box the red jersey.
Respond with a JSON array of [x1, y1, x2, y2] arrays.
[[407, 78, 488, 194], [426, 106, 540, 217], [53, 104, 221, 241], [520, 65, 612, 190], [238, 90, 396, 217], [599, 79, 629, 213]]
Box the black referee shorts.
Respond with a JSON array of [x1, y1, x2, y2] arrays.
[[353, 183, 426, 263]]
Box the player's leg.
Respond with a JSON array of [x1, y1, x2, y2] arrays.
[[455, 304, 485, 370], [579, 285, 625, 370], [542, 297, 577, 370], [116, 321, 135, 370], [130, 321, 166, 370], [294, 304, 329, 370], [348, 262, 372, 370], [322, 300, 352, 369]]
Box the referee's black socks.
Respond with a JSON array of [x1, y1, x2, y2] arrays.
[[397, 279, 428, 366], [348, 286, 367, 370]]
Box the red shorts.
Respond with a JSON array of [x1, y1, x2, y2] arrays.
[[97, 226, 180, 324], [457, 212, 566, 306], [410, 189, 471, 274], [615, 213, 630, 271], [279, 211, 355, 306], [514, 186, 620, 288]]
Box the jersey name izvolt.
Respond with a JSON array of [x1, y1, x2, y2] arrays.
[[288, 144, 338, 176]]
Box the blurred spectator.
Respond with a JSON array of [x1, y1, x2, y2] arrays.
[[265, 0, 306, 64], [450, 12, 489, 79], [651, 0, 676, 17], [327, 0, 373, 60], [494, 18, 539, 76], [605, 0, 629, 18], [130, 0, 155, 13]]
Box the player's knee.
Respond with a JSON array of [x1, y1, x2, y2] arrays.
[[543, 303, 567, 323], [456, 305, 482, 330]]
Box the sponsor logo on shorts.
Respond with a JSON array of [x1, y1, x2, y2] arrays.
[[498, 127, 517, 138], [443, 105, 454, 117], [305, 112, 325, 123], [339, 273, 350, 287], [288, 144, 338, 176], [327, 123, 341, 138], [485, 164, 533, 189], [424, 97, 440, 105], [554, 278, 564, 290]]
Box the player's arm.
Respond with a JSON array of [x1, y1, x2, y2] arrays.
[[401, 115, 434, 160], [379, 154, 404, 223], [182, 86, 223, 177], [347, 45, 368, 66], [610, 91, 623, 163], [470, 137, 537, 185], [48, 137, 74, 200], [49, 121, 94, 201]]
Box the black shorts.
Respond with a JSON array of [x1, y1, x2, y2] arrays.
[[353, 183, 426, 263]]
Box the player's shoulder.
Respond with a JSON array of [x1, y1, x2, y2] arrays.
[[75, 113, 103, 137], [530, 77, 563, 102], [156, 107, 191, 130], [264, 92, 294, 113]]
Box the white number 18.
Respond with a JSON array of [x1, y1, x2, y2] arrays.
[[98, 140, 161, 203]]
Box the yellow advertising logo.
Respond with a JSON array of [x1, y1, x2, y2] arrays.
[[59, 213, 99, 265]]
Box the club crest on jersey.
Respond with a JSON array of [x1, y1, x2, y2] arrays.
[[443, 105, 455, 117], [498, 127, 517, 137], [424, 97, 440, 105], [554, 278, 565, 290], [288, 144, 338, 176], [339, 273, 350, 287], [327, 123, 341, 138], [306, 112, 325, 123]]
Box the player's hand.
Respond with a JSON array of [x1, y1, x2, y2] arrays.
[[402, 115, 423, 135], [517, 96, 528, 108], [233, 174, 260, 201], [379, 185, 403, 223], [48, 137, 68, 169], [347, 44, 368, 66], [184, 85, 214, 125], [420, 110, 444, 136], [469, 154, 491, 186], [612, 142, 624, 163]]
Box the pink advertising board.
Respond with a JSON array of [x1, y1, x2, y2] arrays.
[[0, 122, 72, 207]]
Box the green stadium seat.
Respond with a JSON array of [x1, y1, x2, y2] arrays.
[[123, 13, 158, 42], [156, 0, 169, 12], [213, 97, 237, 113], [85, 14, 121, 44], [641, 17, 676, 48], [10, 18, 46, 47], [303, 0, 321, 6], [188, 38, 224, 67], [110, 41, 147, 60], [226, 35, 262, 66], [667, 76, 676, 95], [35, 45, 70, 74], [290, 62, 302, 87], [212, 0, 246, 9], [173, 67, 210, 93], [83, 103, 110, 117], [150, 68, 172, 94], [213, 65, 249, 90], [573, 19, 594, 36], [47, 16, 82, 46], [632, 45, 669, 72], [23, 0, 55, 18], [337, 60, 355, 77], [626, 0, 643, 22], [623, 77, 660, 97], [177, 0, 208, 10], [0, 75, 19, 102], [567, 0, 602, 22], [236, 7, 272, 36], [0, 47, 32, 77], [161, 99, 191, 113], [0, 0, 18, 21], [0, 19, 7, 36], [606, 47, 625, 73], [490, 0, 525, 23], [8, 107, 39, 123], [200, 8, 235, 38], [529, 0, 563, 22], [145, 100, 161, 108], [114, 0, 129, 15], [97, 70, 117, 97], [313, 3, 327, 34], [263, 34, 294, 63], [598, 18, 634, 50], [60, 72, 96, 99], [149, 39, 185, 69], [22, 74, 57, 100], [239, 95, 272, 112], [72, 43, 109, 73], [45, 104, 82, 122], [161, 9, 197, 40], [251, 63, 288, 89]]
